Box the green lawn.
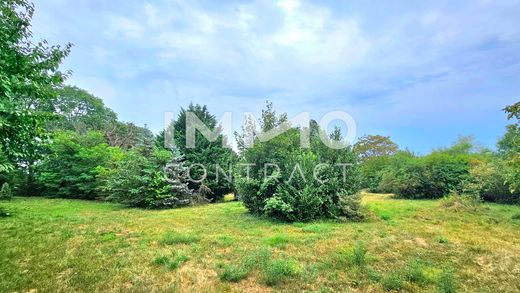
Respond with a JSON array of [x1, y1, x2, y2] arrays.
[[1, 194, 519, 292]]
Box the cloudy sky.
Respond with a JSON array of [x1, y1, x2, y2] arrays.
[[32, 0, 520, 153]]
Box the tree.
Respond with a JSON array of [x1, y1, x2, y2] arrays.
[[0, 0, 71, 164], [235, 102, 361, 222], [161, 103, 236, 201], [354, 135, 399, 161], [35, 131, 123, 199], [497, 101, 520, 195], [162, 148, 196, 207], [46, 86, 117, 133], [504, 101, 520, 120]]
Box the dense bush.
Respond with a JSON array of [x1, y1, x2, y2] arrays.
[[235, 103, 361, 222], [379, 152, 470, 199], [463, 157, 518, 203], [103, 148, 200, 208], [35, 131, 123, 199]]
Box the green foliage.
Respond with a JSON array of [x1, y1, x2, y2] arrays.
[[403, 260, 431, 285], [463, 157, 518, 203], [35, 131, 123, 199], [153, 251, 189, 270], [46, 86, 117, 133], [235, 103, 361, 222], [348, 242, 368, 267], [261, 259, 300, 286], [0, 0, 71, 165], [379, 150, 470, 199], [437, 268, 457, 293], [104, 148, 196, 208], [159, 103, 237, 201], [0, 183, 12, 200], [381, 272, 405, 291], [354, 134, 399, 161], [218, 264, 250, 282], [264, 234, 289, 248]]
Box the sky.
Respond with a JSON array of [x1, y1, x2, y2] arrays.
[[31, 0, 520, 153]]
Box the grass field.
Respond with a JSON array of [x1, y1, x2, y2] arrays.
[[1, 193, 519, 292]]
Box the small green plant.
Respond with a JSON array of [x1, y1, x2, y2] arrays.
[[265, 234, 289, 248], [218, 264, 250, 282], [160, 232, 200, 245], [153, 255, 169, 266], [381, 272, 405, 291], [153, 252, 189, 271], [215, 235, 235, 247], [512, 213, 520, 220], [437, 268, 457, 293], [0, 207, 11, 218], [436, 236, 449, 244], [404, 260, 430, 285], [0, 183, 12, 200], [348, 242, 368, 267], [261, 259, 300, 286]]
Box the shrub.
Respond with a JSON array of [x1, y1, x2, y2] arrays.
[[379, 152, 470, 199], [35, 131, 123, 199], [0, 183, 12, 200], [463, 157, 518, 203], [104, 148, 203, 208]]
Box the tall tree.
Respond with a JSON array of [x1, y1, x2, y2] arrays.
[[354, 135, 399, 161], [0, 0, 71, 165], [47, 86, 117, 133], [164, 103, 236, 201]]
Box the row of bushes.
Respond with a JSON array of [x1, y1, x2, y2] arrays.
[[359, 130, 519, 203]]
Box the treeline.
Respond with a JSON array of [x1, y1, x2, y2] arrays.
[[0, 85, 236, 207], [356, 106, 520, 204]]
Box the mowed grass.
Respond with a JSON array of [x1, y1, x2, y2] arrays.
[[1, 193, 519, 292]]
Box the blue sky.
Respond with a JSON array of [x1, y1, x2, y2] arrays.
[[32, 0, 520, 153]]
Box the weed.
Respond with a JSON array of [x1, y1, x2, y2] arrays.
[[261, 259, 300, 286], [436, 236, 449, 244], [160, 232, 200, 245], [218, 264, 250, 282], [381, 272, 405, 291], [348, 242, 368, 267], [404, 259, 430, 285], [265, 234, 289, 248], [437, 268, 457, 293], [152, 252, 189, 270]]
